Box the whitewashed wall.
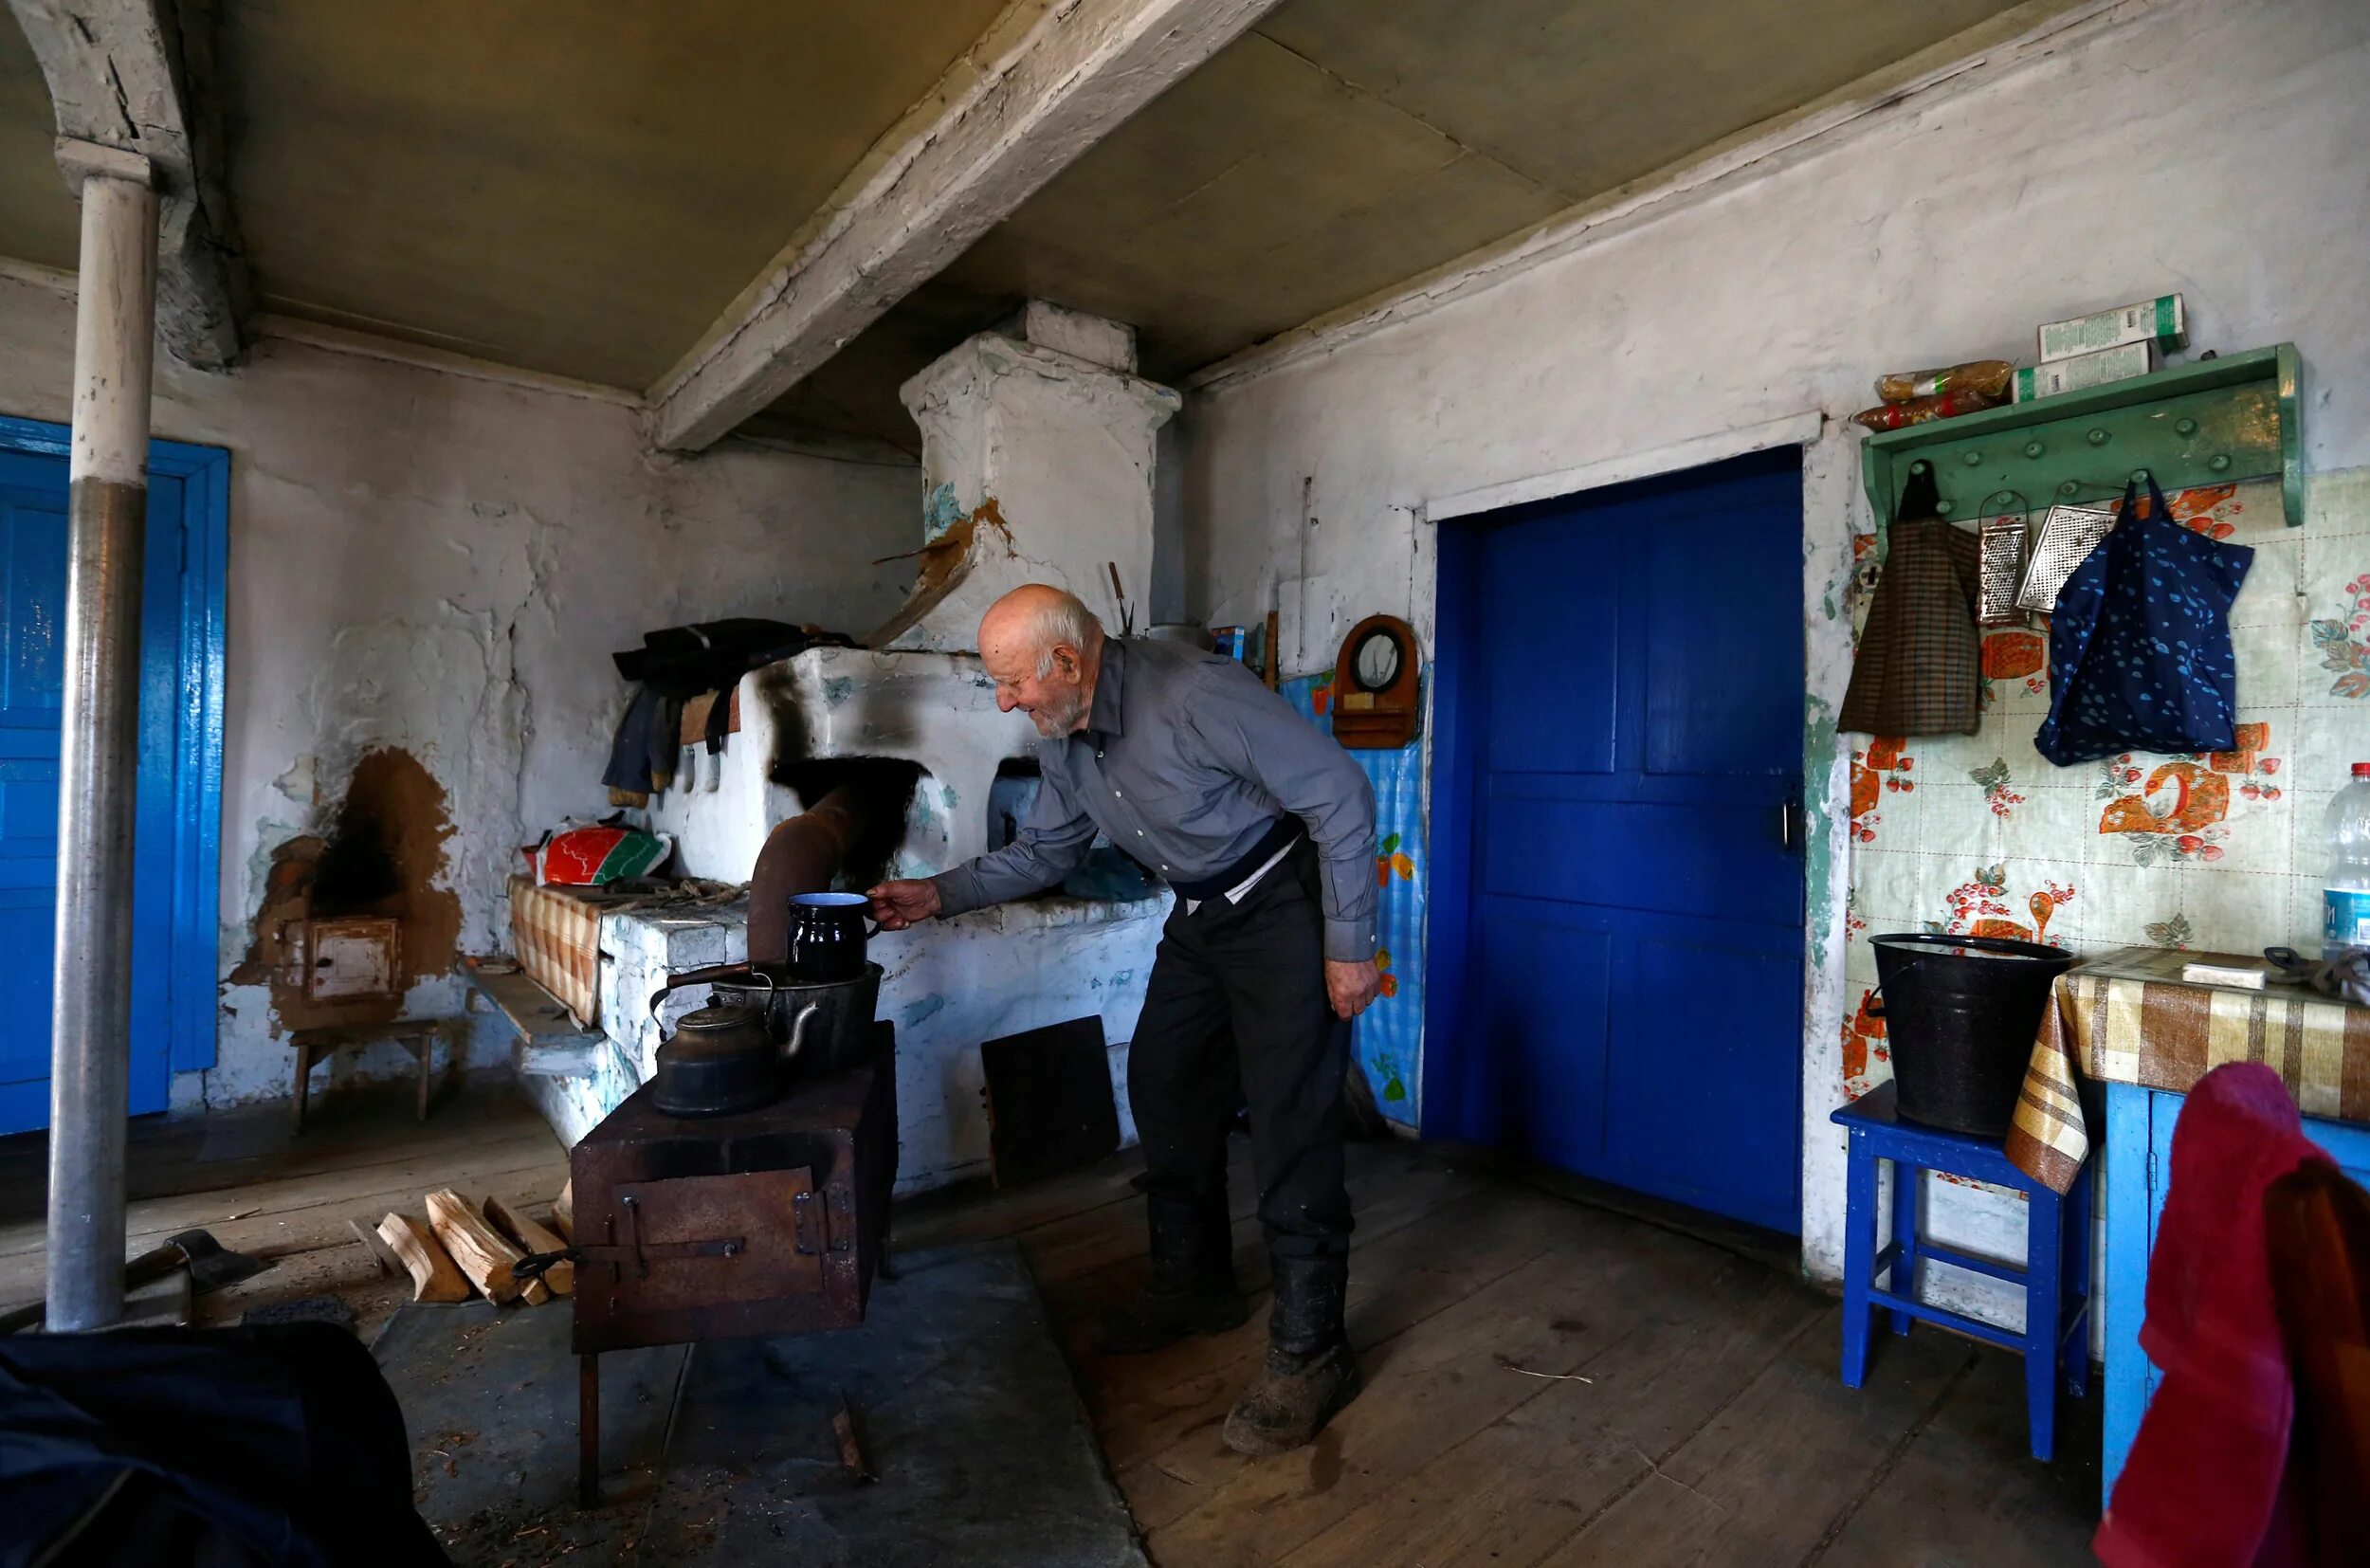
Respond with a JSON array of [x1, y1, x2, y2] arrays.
[[1177, 0, 2370, 1298], [0, 274, 920, 1109]]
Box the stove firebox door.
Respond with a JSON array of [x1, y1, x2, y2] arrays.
[[597, 1169, 826, 1317]]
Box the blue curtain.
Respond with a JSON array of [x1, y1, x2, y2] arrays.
[[1283, 673, 1425, 1126]]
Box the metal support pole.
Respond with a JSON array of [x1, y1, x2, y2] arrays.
[[46, 151, 158, 1333]]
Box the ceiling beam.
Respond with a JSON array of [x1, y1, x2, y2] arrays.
[[647, 0, 1284, 454], [8, 0, 250, 369]]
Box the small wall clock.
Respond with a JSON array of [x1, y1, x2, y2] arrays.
[[1331, 614, 1420, 749]]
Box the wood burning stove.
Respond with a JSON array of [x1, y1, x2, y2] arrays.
[[562, 1022, 897, 1504]]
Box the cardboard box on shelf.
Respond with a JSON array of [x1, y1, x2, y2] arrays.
[[2013, 341, 2160, 402], [2036, 294, 2187, 362]]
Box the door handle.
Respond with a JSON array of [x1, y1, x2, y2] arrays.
[[1777, 795, 1806, 854]]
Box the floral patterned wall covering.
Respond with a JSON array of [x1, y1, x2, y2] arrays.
[[1285, 672, 1424, 1126], [1841, 471, 2370, 1102]]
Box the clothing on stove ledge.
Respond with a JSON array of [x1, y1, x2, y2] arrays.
[[602, 684, 680, 796]]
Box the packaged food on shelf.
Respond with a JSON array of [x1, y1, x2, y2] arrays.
[[1874, 358, 2014, 404], [1850, 385, 2005, 431], [2013, 341, 2159, 401], [2036, 293, 2186, 362]]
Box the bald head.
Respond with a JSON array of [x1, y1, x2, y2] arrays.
[[979, 584, 1105, 738], [981, 585, 1103, 676]]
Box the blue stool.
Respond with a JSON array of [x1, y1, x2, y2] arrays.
[[1831, 1081, 2091, 1461]]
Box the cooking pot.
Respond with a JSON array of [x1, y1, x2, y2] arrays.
[[647, 987, 824, 1119], [786, 891, 876, 983], [713, 964, 884, 1077]]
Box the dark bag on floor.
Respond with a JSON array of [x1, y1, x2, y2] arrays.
[[2035, 474, 2253, 766], [0, 1323, 447, 1567]]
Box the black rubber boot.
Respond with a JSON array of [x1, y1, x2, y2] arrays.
[[1222, 1253, 1360, 1456], [1095, 1193, 1249, 1355]]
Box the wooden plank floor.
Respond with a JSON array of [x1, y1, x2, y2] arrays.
[[0, 1075, 569, 1336], [0, 1088, 2103, 1564], [906, 1131, 2106, 1568]]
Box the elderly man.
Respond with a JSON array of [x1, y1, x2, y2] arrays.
[[869, 583, 1380, 1454]]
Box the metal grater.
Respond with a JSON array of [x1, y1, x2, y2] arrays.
[[1977, 514, 2031, 626], [2016, 503, 2117, 614]]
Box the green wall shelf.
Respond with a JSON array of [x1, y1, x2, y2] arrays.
[[1861, 343, 2303, 535]]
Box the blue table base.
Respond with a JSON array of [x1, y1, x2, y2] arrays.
[[2103, 1081, 2370, 1501]]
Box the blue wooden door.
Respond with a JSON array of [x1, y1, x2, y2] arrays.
[[1437, 449, 1806, 1232], [0, 449, 184, 1132]]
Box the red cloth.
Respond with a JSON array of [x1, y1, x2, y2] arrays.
[[2096, 1062, 2329, 1567]]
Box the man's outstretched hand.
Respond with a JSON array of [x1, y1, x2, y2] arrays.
[[1325, 958, 1381, 1020], [868, 879, 943, 931]]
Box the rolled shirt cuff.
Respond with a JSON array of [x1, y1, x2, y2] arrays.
[[1324, 918, 1380, 965], [930, 866, 988, 920]]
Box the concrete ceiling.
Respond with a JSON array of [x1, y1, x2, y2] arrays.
[[777, 0, 2035, 447], [0, 0, 2036, 449], [0, 1, 1014, 383]]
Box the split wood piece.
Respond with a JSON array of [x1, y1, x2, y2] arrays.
[[830, 1389, 874, 1484], [483, 1194, 574, 1297], [349, 1215, 407, 1278], [423, 1189, 549, 1306], [374, 1212, 470, 1304], [552, 1177, 574, 1242]]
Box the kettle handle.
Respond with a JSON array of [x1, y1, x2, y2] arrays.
[[780, 1001, 824, 1063], [648, 965, 775, 1022]]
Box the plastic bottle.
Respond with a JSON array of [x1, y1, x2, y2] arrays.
[[2324, 763, 2370, 957]]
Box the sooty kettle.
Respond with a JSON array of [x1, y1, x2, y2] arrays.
[[647, 987, 822, 1118]]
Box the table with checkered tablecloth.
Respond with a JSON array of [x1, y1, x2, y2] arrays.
[[2006, 945, 2370, 1193]]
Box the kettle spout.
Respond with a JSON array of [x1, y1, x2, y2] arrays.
[[781, 1001, 824, 1063]]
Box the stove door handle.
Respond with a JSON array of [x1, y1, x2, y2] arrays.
[[568, 1238, 746, 1266]]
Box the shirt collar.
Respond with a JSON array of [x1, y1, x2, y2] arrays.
[[1086, 638, 1125, 739]]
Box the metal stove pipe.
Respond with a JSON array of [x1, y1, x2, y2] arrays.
[[47, 158, 158, 1333], [746, 783, 879, 968]]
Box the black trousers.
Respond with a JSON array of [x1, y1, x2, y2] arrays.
[[1128, 841, 1353, 1262]]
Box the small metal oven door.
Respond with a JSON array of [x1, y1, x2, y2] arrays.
[[573, 1168, 831, 1351]]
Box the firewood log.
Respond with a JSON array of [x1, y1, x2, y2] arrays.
[[424, 1189, 549, 1305], [552, 1177, 574, 1242], [351, 1215, 403, 1277], [375, 1212, 470, 1304], [483, 1194, 574, 1297]]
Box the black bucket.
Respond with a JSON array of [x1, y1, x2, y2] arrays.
[[1869, 934, 2072, 1137]]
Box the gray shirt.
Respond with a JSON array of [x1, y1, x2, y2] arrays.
[[931, 638, 1380, 962]]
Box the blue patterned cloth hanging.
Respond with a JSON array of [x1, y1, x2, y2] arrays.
[[2035, 474, 2253, 766]]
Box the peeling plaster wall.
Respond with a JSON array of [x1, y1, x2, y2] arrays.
[[1179, 0, 2370, 1300], [0, 274, 919, 1109]]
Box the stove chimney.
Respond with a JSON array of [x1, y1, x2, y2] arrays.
[[871, 303, 1179, 651]]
